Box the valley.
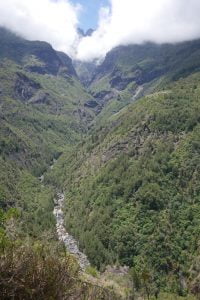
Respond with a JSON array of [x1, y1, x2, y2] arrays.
[[1, 27, 200, 299]]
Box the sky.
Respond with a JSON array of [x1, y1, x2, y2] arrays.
[[1, 0, 200, 61], [71, 0, 109, 31]]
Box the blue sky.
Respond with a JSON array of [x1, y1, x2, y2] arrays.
[[71, 0, 110, 31]]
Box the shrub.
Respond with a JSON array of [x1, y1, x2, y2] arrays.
[[0, 241, 122, 300]]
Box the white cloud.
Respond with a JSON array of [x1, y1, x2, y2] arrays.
[[0, 0, 80, 56], [1, 0, 200, 61], [76, 0, 200, 61]]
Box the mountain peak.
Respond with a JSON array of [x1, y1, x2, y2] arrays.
[[77, 28, 94, 37]]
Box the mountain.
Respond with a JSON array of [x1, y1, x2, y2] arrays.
[[52, 71, 200, 298], [1, 25, 200, 299], [85, 29, 95, 37], [0, 27, 129, 299], [49, 40, 200, 298], [0, 27, 77, 77], [80, 40, 200, 125], [0, 26, 95, 233], [77, 27, 94, 37]]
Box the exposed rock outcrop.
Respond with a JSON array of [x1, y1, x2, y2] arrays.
[[0, 27, 77, 78], [92, 90, 116, 103], [84, 99, 99, 109], [14, 72, 41, 101], [29, 91, 50, 104]]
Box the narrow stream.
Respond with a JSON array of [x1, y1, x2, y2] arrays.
[[39, 160, 90, 270], [53, 192, 90, 270]]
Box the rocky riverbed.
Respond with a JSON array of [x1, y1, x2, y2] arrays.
[[53, 192, 90, 270]]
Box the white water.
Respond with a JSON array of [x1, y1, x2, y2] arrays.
[[132, 85, 143, 101], [53, 192, 90, 270], [39, 160, 90, 270]]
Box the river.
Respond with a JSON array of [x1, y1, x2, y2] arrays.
[[53, 192, 90, 270], [39, 160, 90, 270]]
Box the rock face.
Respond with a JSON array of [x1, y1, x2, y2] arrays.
[[85, 28, 94, 37], [109, 74, 135, 90], [77, 28, 94, 37], [23, 45, 77, 76], [14, 72, 50, 104], [92, 90, 116, 103], [89, 39, 200, 97], [73, 60, 96, 87], [84, 99, 98, 108], [0, 27, 77, 78], [29, 91, 50, 104], [14, 72, 41, 101], [53, 193, 90, 270], [56, 51, 77, 78]]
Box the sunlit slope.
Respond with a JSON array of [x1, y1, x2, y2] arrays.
[[52, 72, 200, 295]]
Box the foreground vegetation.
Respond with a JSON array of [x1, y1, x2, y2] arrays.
[[0, 207, 127, 299]]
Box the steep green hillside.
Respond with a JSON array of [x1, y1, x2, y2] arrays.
[[51, 72, 200, 298], [2, 26, 200, 298], [0, 27, 94, 237], [0, 28, 126, 300], [87, 40, 200, 124]]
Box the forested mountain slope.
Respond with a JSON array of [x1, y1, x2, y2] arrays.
[[1, 25, 200, 299], [50, 72, 200, 298], [0, 27, 131, 299], [75, 40, 200, 124], [0, 27, 95, 236]]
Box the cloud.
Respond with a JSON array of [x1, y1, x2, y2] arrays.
[[76, 0, 200, 61], [1, 0, 200, 61], [0, 0, 80, 56]]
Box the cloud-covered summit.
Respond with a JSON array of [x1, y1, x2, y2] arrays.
[[1, 0, 200, 61], [0, 0, 80, 56], [76, 0, 200, 61]]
